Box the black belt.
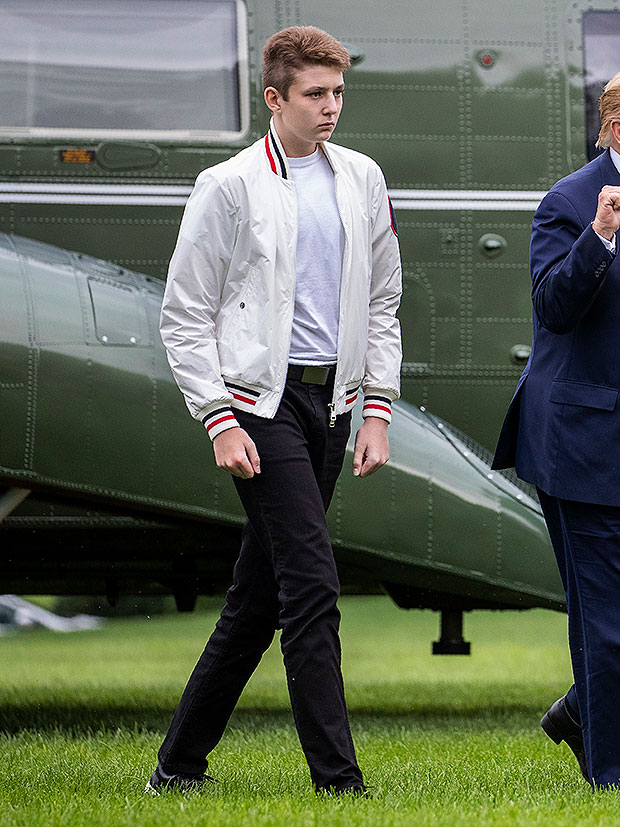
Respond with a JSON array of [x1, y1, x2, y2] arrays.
[[287, 364, 336, 385]]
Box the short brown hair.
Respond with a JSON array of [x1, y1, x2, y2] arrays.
[[262, 26, 350, 100], [597, 71, 620, 149]]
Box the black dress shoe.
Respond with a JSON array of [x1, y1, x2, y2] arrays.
[[541, 695, 590, 782], [144, 763, 217, 795]]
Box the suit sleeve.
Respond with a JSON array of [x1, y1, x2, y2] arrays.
[[160, 173, 240, 440], [362, 169, 403, 424], [530, 190, 614, 334]]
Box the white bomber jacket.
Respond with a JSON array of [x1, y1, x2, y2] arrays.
[[160, 123, 403, 440]]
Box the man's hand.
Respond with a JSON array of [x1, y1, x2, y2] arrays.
[[352, 417, 389, 478], [213, 427, 261, 479], [592, 186, 620, 240]]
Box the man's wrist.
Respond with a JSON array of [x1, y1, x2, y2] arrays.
[[591, 220, 616, 242], [362, 415, 388, 427]]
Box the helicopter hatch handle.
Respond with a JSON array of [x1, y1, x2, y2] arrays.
[[95, 141, 161, 172], [510, 344, 531, 365], [478, 233, 507, 258]]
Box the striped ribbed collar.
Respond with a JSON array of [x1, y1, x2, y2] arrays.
[[265, 121, 290, 179], [264, 118, 335, 180]]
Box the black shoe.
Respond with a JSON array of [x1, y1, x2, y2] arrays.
[[144, 763, 217, 795], [541, 695, 589, 782]]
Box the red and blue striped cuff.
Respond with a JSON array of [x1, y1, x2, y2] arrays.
[[362, 394, 392, 424], [202, 405, 239, 441]]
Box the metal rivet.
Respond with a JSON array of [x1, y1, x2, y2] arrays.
[[129, 336, 137, 344], [101, 335, 109, 343]]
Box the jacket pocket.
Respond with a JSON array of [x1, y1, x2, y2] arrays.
[[549, 379, 618, 411], [219, 266, 259, 340]]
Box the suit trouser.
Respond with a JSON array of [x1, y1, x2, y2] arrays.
[[537, 489, 620, 787], [157, 375, 364, 791]]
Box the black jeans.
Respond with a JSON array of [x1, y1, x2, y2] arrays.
[[158, 374, 364, 791]]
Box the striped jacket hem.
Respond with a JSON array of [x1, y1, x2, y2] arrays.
[[362, 393, 392, 424], [202, 405, 239, 441]]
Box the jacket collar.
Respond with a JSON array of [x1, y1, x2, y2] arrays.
[[608, 147, 620, 180], [265, 120, 290, 180], [601, 147, 620, 184], [264, 118, 336, 180]]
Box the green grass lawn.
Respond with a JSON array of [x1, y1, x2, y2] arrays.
[[1, 596, 618, 826]]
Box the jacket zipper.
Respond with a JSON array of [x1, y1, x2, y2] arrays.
[[329, 163, 349, 427], [275, 174, 298, 415], [328, 403, 337, 427]]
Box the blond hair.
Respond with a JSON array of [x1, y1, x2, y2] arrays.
[[262, 26, 350, 100], [596, 71, 620, 149]]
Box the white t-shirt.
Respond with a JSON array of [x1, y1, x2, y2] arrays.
[[287, 148, 344, 365]]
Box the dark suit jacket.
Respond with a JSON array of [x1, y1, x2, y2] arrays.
[[492, 149, 620, 505]]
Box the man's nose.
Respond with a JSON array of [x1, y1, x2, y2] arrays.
[[323, 94, 338, 112]]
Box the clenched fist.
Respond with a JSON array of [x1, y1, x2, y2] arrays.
[[592, 185, 620, 240], [213, 427, 261, 479]]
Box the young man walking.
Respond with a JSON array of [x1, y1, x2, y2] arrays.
[[150, 26, 402, 795]]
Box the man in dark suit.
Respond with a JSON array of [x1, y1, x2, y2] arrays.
[[493, 72, 620, 787]]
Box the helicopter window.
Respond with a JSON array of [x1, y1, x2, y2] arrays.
[[583, 11, 620, 161], [0, 0, 248, 141]]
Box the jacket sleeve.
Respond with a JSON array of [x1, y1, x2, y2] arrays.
[[362, 169, 403, 424], [530, 190, 614, 335], [160, 173, 240, 440]]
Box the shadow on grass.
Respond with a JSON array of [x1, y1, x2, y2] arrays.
[[0, 682, 559, 736]]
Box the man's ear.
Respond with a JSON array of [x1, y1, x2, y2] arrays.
[[611, 120, 620, 149], [264, 86, 282, 114]]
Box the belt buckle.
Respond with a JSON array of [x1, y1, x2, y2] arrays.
[[301, 365, 330, 385]]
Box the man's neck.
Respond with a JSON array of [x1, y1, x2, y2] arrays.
[[272, 119, 317, 158], [283, 140, 318, 159]]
